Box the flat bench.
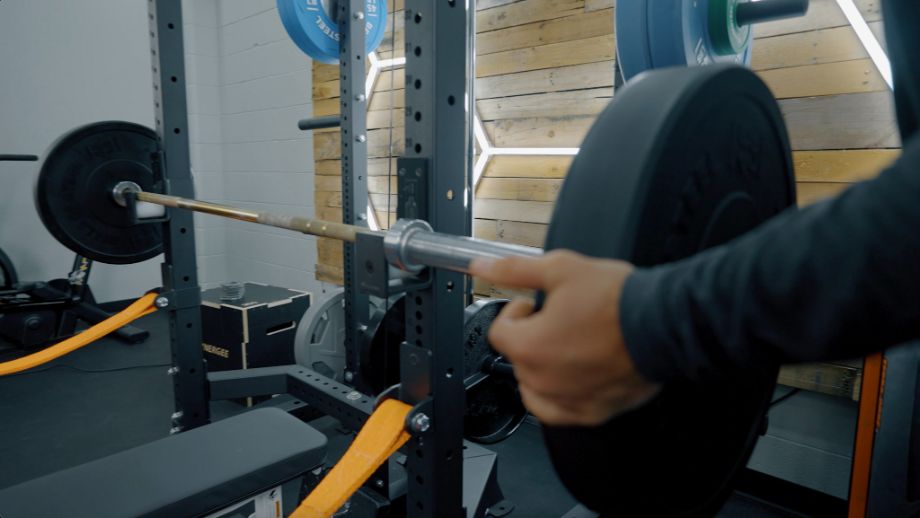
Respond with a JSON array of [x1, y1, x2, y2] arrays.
[[0, 407, 327, 517]]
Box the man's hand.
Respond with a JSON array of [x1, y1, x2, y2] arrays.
[[469, 250, 661, 427]]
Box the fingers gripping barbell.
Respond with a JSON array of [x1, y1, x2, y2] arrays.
[[35, 65, 795, 516]]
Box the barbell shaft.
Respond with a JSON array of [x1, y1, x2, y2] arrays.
[[132, 191, 541, 275], [136, 191, 374, 243]]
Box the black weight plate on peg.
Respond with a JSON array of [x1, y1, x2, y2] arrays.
[[463, 299, 527, 444], [540, 65, 794, 516], [35, 121, 164, 264]]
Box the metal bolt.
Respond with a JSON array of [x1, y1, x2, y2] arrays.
[[410, 413, 431, 433], [355, 93, 366, 102], [353, 11, 364, 19], [167, 366, 179, 376], [344, 371, 355, 383], [155, 296, 169, 308], [358, 324, 368, 334], [398, 168, 406, 177], [374, 479, 384, 488], [415, 168, 423, 178], [356, 134, 366, 143], [446, 189, 454, 200], [169, 426, 183, 435], [171, 411, 184, 421], [357, 213, 367, 221]]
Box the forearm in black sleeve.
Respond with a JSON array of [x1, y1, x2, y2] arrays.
[[620, 136, 920, 384]]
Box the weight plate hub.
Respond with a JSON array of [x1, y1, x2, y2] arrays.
[[277, 0, 387, 65], [540, 65, 794, 516], [35, 122, 164, 265], [616, 0, 752, 81]]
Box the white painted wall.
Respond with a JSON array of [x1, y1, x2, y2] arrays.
[[0, 0, 161, 302], [0, 0, 326, 302], [214, 0, 327, 299]]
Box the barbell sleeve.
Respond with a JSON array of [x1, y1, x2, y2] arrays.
[[384, 219, 542, 274], [735, 0, 808, 26]]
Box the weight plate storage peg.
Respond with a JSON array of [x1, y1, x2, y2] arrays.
[[539, 64, 796, 516], [35, 121, 164, 265], [277, 0, 388, 64], [616, 0, 808, 81]]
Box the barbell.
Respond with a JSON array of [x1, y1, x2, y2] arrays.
[[34, 64, 795, 515]]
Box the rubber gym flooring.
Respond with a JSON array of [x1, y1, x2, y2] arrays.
[[0, 310, 801, 517]]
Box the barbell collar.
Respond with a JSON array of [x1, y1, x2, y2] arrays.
[[735, 0, 808, 26]]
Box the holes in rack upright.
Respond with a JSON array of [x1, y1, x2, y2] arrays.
[[414, 111, 422, 122], [414, 46, 422, 57], [447, 95, 456, 106]]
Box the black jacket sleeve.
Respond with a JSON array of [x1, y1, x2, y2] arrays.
[[619, 136, 920, 384]]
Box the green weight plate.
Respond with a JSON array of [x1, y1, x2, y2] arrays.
[[709, 0, 751, 55], [539, 65, 794, 515], [35, 121, 164, 265]]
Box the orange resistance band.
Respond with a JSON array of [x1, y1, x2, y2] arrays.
[[0, 292, 159, 376], [293, 399, 413, 518]]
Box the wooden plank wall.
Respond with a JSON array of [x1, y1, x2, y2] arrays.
[[312, 0, 901, 291]]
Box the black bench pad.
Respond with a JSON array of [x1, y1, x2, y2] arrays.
[[0, 407, 326, 517]]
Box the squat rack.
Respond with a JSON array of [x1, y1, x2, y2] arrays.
[[148, 1, 485, 516]]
